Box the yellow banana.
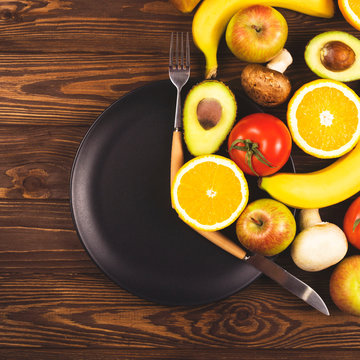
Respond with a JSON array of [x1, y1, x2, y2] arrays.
[[259, 143, 360, 209], [192, 0, 335, 79]]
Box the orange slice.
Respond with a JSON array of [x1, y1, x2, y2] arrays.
[[171, 155, 248, 231], [287, 79, 360, 158], [339, 0, 360, 31]]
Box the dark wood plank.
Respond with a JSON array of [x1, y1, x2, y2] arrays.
[[0, 1, 353, 56], [0, 349, 360, 360], [0, 271, 360, 349], [0, 0, 191, 54], [0, 126, 88, 199], [0, 52, 354, 127], [0, 54, 171, 125], [0, 199, 97, 272]]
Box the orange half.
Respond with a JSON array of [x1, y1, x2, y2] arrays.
[[171, 155, 248, 231], [287, 79, 360, 158]]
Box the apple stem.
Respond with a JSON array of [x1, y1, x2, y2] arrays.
[[251, 217, 263, 226], [266, 48, 293, 74], [251, 24, 261, 33]]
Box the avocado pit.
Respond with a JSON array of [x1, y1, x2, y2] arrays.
[[320, 41, 356, 72], [197, 98, 222, 130]]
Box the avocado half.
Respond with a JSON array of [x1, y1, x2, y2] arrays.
[[183, 80, 237, 156], [305, 31, 360, 82]]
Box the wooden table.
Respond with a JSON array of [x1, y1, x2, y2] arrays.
[[1, 1, 360, 359]]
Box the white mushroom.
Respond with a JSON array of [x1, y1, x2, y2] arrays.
[[291, 209, 348, 272]]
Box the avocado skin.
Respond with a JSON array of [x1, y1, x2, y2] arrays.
[[305, 31, 360, 82], [183, 80, 237, 156]]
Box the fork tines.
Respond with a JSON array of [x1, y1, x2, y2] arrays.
[[169, 32, 190, 70]]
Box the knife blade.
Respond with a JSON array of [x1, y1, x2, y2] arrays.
[[246, 253, 330, 316], [195, 228, 330, 315]]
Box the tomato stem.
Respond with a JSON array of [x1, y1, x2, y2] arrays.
[[353, 218, 360, 232], [229, 138, 275, 176]]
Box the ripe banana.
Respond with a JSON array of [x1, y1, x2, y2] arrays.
[[192, 0, 335, 79], [259, 143, 360, 209]]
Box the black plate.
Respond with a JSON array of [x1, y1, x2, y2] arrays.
[[70, 80, 295, 305]]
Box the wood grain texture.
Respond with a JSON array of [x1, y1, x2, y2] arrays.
[[1, 0, 360, 357], [0, 126, 87, 199], [0, 349, 359, 360], [0, 272, 360, 349]]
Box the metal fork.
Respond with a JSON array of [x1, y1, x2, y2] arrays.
[[169, 32, 190, 188]]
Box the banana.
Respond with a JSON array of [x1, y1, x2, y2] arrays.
[[192, 0, 335, 79], [259, 143, 360, 209]]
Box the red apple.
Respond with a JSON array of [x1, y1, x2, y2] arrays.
[[225, 5, 288, 63], [330, 255, 360, 316], [236, 198, 296, 256]]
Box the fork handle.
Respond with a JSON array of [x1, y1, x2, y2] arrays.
[[170, 129, 184, 191], [174, 88, 182, 130]]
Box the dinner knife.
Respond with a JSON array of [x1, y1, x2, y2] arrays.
[[195, 228, 330, 316], [167, 105, 329, 315]]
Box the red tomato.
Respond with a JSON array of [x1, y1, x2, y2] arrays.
[[227, 113, 292, 176], [343, 196, 360, 249]]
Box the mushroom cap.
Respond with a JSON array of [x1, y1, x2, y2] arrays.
[[241, 64, 291, 107]]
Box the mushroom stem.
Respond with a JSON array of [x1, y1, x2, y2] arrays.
[[299, 208, 323, 231], [266, 48, 293, 74]]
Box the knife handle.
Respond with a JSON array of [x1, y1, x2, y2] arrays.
[[195, 229, 247, 260], [170, 129, 184, 189]]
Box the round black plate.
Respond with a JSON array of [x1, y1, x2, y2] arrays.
[[70, 80, 295, 305]]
